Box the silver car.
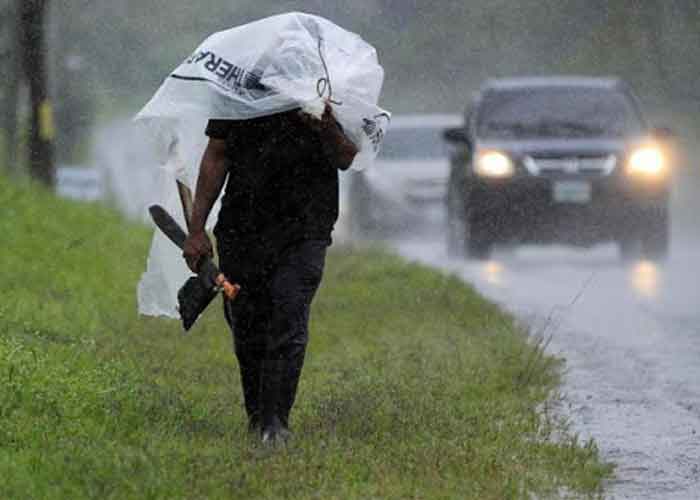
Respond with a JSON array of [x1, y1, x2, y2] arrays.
[[343, 114, 462, 239]]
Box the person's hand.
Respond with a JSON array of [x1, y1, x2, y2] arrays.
[[300, 102, 358, 170], [182, 230, 213, 273], [299, 102, 337, 133]]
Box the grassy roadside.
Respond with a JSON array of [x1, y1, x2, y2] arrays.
[[0, 177, 611, 499]]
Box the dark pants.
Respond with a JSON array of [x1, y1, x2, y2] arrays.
[[221, 239, 327, 429]]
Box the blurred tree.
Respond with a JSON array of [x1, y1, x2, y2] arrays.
[[19, 0, 55, 186], [0, 0, 19, 169], [48, 1, 96, 164], [53, 52, 94, 164], [29, 0, 700, 117]]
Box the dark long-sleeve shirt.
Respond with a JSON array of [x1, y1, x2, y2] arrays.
[[205, 109, 340, 274]]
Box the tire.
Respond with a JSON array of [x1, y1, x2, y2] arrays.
[[446, 181, 493, 260], [617, 203, 669, 262], [466, 216, 494, 260], [467, 231, 493, 260], [617, 236, 638, 262], [640, 205, 669, 261], [446, 186, 465, 258]]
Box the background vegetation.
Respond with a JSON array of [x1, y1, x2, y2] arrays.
[[2, 1, 700, 168], [39, 0, 700, 111]]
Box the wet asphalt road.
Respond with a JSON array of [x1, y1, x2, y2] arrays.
[[390, 227, 700, 499]]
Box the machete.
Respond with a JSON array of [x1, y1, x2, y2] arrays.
[[176, 180, 194, 232], [148, 204, 240, 301]]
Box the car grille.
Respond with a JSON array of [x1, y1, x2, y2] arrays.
[[523, 155, 617, 177]]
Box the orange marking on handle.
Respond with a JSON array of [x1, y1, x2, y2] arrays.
[[215, 274, 241, 300]]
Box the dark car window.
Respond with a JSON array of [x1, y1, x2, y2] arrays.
[[476, 87, 645, 139], [379, 127, 451, 160]]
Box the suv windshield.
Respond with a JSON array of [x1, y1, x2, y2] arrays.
[[379, 127, 451, 160], [476, 87, 645, 139]]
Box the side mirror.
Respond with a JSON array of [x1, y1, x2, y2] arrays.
[[443, 127, 471, 147], [651, 126, 675, 140]]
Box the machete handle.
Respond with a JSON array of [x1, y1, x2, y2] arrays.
[[150, 204, 242, 301], [215, 274, 241, 300], [199, 258, 241, 300]]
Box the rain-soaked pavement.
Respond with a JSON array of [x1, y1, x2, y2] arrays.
[[390, 227, 700, 499]]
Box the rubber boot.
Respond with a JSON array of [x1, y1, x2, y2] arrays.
[[259, 359, 291, 445]]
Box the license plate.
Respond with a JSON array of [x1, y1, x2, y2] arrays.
[[553, 180, 592, 204]]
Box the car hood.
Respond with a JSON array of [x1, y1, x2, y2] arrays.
[[475, 138, 633, 157]]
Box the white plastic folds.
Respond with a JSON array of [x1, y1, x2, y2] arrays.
[[135, 12, 389, 319]]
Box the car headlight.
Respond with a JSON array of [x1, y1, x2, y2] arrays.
[[474, 150, 514, 178], [627, 146, 665, 176]]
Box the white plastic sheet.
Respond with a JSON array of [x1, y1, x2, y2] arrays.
[[136, 12, 390, 167], [135, 12, 389, 318], [135, 117, 213, 318]]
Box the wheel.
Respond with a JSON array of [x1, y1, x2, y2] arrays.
[[446, 179, 468, 257], [617, 235, 638, 262], [446, 181, 493, 260], [617, 203, 669, 262], [640, 205, 669, 261], [446, 186, 465, 257], [466, 222, 494, 260]]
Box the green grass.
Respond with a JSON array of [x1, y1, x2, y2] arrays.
[[0, 177, 611, 499]]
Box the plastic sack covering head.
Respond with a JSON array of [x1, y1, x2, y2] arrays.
[[135, 13, 389, 319], [136, 12, 390, 170]]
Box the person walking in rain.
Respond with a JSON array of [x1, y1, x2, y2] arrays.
[[182, 103, 357, 444], [136, 12, 388, 446]]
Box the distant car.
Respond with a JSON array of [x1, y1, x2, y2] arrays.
[[56, 165, 104, 202], [444, 77, 673, 260], [345, 114, 462, 238]]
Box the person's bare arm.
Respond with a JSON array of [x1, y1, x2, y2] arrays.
[[182, 138, 228, 272]]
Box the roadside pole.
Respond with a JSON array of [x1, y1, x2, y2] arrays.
[[18, 0, 55, 187], [0, 1, 20, 171]]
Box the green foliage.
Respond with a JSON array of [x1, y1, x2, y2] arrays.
[[0, 178, 612, 499]]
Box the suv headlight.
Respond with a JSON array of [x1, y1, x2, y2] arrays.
[[627, 145, 665, 176], [474, 150, 515, 178]]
